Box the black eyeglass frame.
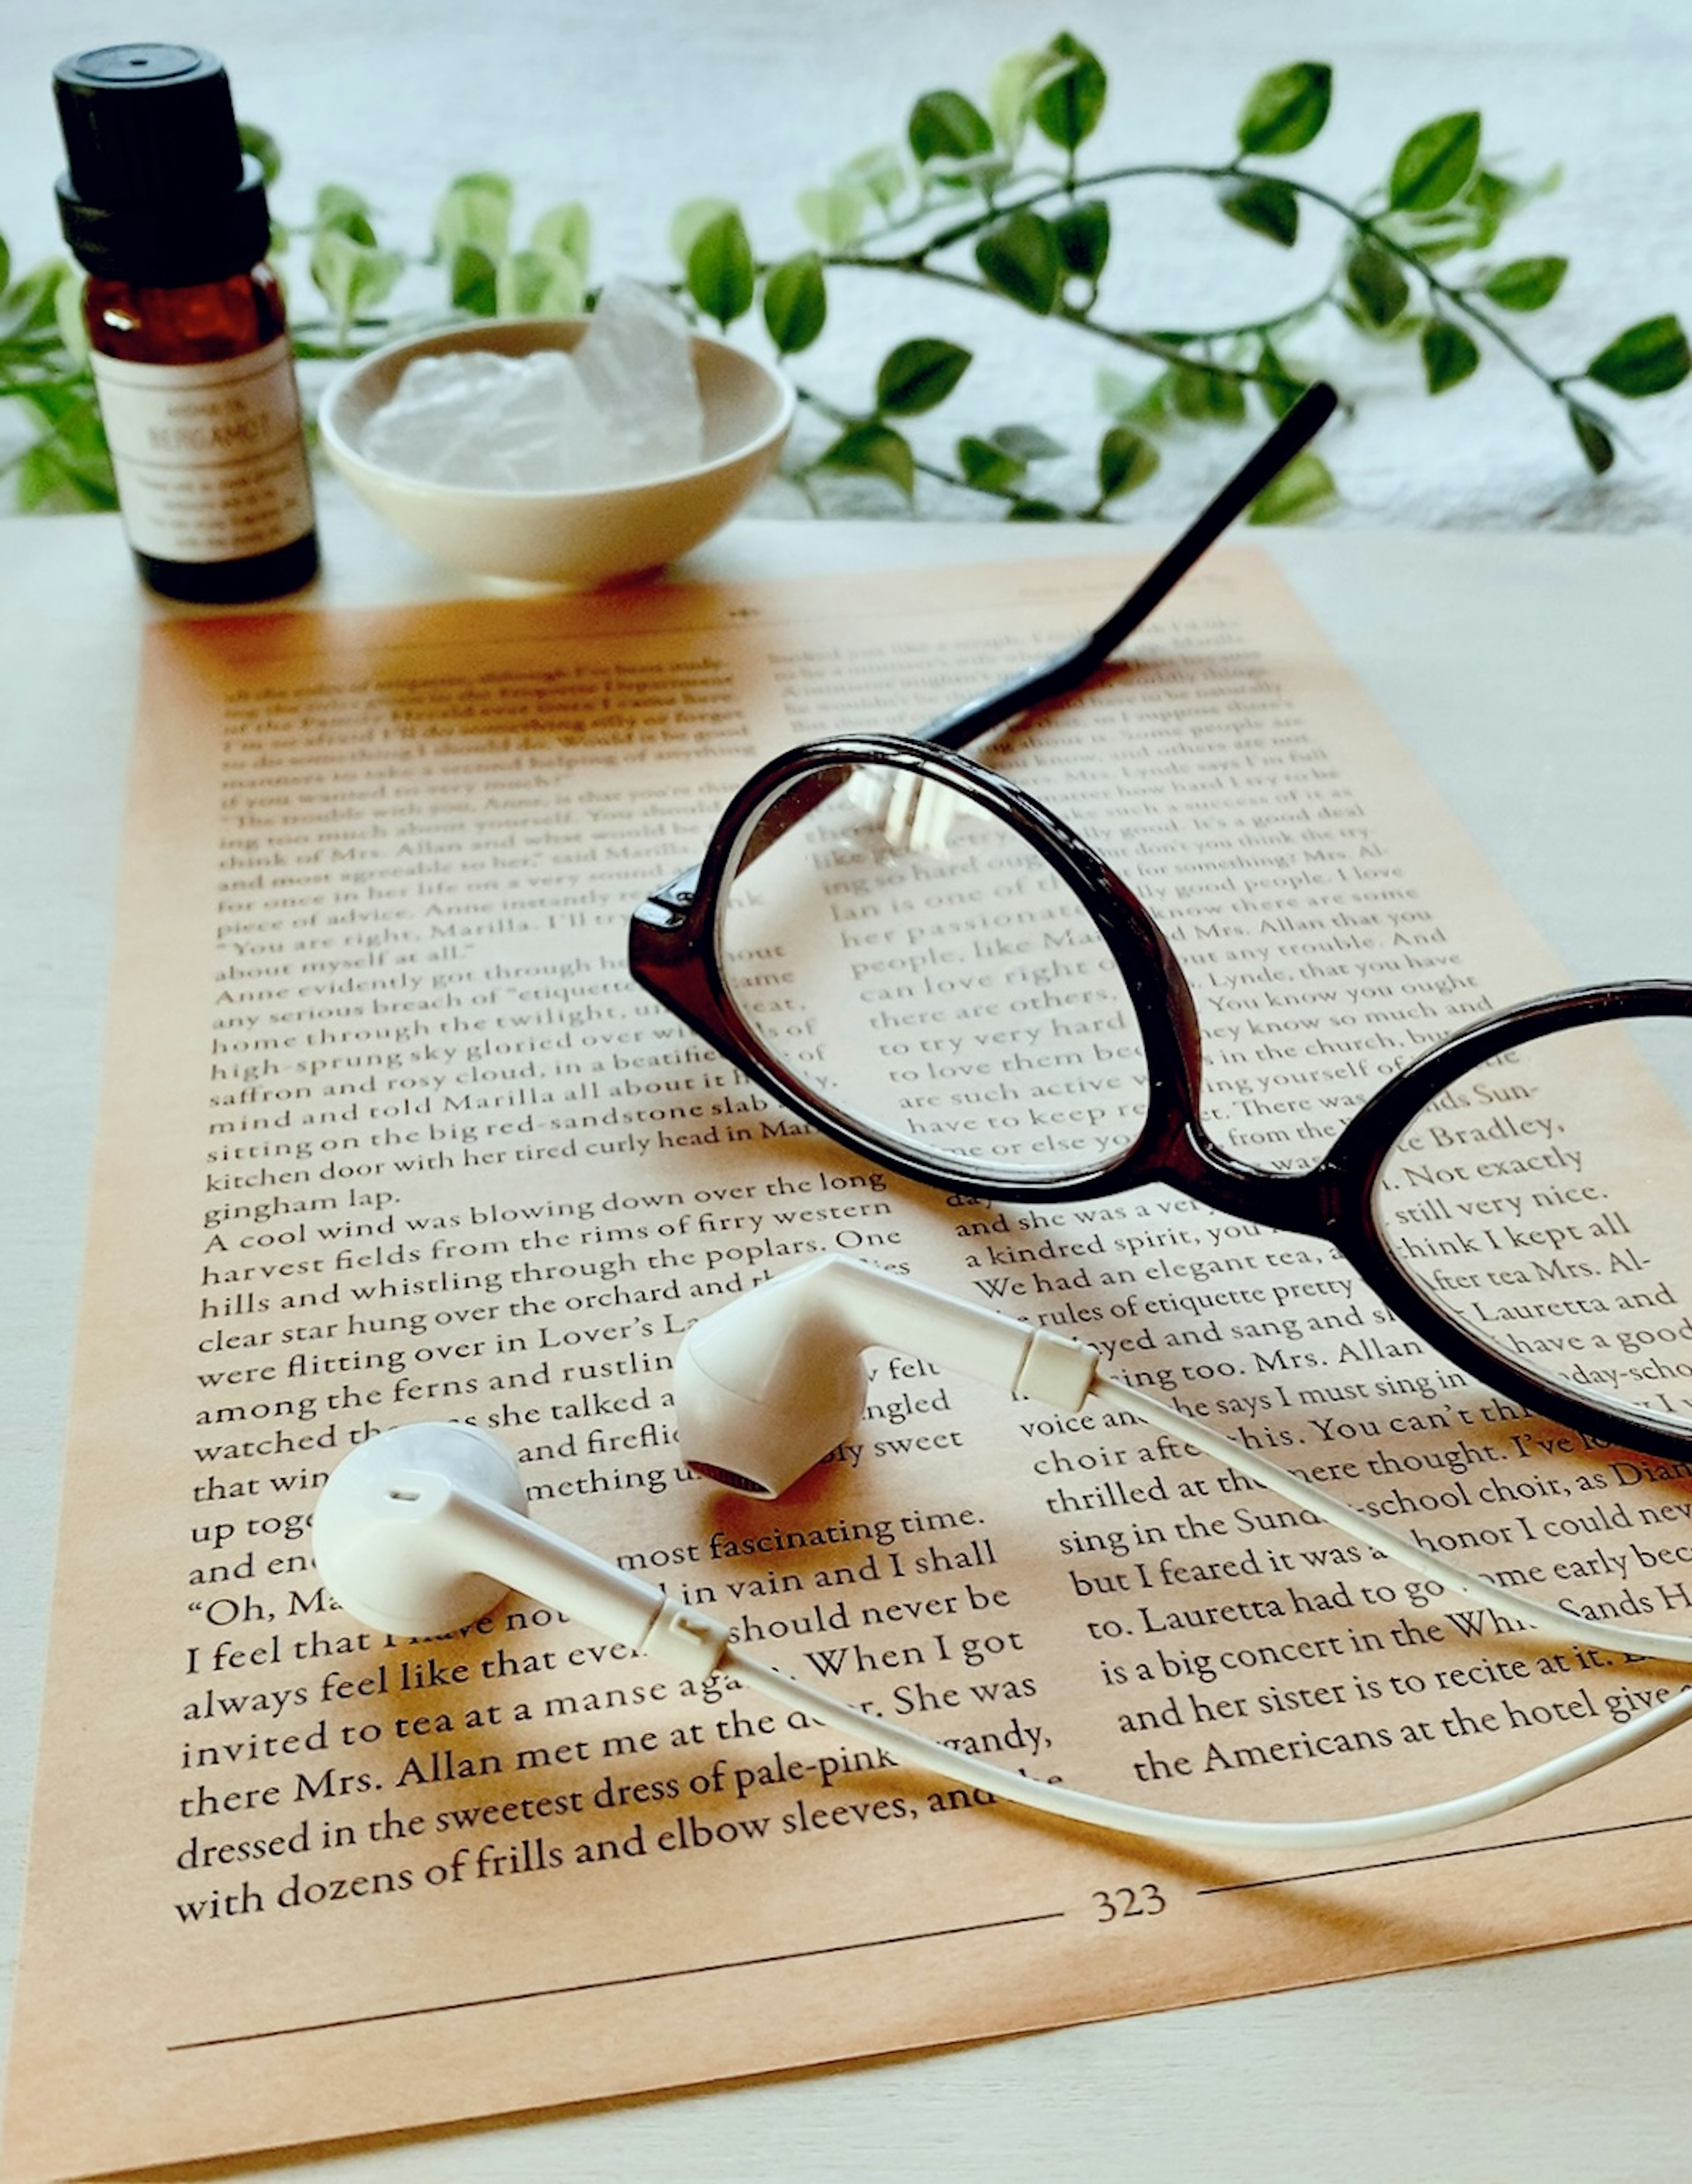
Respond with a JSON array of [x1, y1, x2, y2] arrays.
[[631, 733, 1692, 1463]]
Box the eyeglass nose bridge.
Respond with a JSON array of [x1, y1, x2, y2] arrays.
[[1141, 1110, 1342, 1243]]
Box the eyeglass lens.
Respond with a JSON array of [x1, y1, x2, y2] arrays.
[[1374, 1016, 1692, 1429], [717, 760, 1150, 1179], [718, 755, 1692, 1440]]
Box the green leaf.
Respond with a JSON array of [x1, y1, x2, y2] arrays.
[[59, 458, 119, 510], [1170, 363, 1213, 417], [1465, 163, 1558, 249], [1375, 210, 1475, 264], [1255, 338, 1307, 420], [686, 207, 756, 328], [34, 385, 108, 463], [1030, 32, 1107, 152], [351, 248, 407, 322], [988, 49, 1069, 150], [0, 261, 71, 341], [1172, 363, 1246, 424], [1097, 366, 1180, 429], [0, 263, 77, 355], [0, 231, 10, 298], [670, 196, 735, 266], [1248, 449, 1338, 524], [15, 444, 72, 512], [1587, 315, 1691, 398], [1006, 498, 1065, 521], [311, 229, 407, 324], [53, 268, 88, 363], [1421, 320, 1480, 393], [1347, 237, 1410, 327], [1236, 62, 1332, 155], [835, 144, 906, 211], [6, 378, 87, 429], [321, 214, 378, 252], [237, 121, 282, 189], [1216, 176, 1298, 248], [434, 178, 510, 262], [1097, 424, 1159, 500], [1389, 111, 1481, 212], [818, 421, 915, 498], [1480, 255, 1566, 312], [927, 150, 1015, 194], [1054, 200, 1110, 281], [315, 183, 376, 247], [496, 248, 584, 317], [12, 389, 115, 511], [762, 252, 827, 354], [531, 203, 591, 272], [877, 337, 972, 415], [975, 209, 1061, 315], [325, 210, 375, 250], [1348, 305, 1429, 345], [448, 242, 498, 316], [957, 436, 1025, 493], [57, 392, 111, 459], [454, 170, 513, 201], [1465, 170, 1516, 249], [797, 183, 870, 249], [1569, 404, 1615, 475], [908, 89, 993, 164], [992, 422, 1066, 460]]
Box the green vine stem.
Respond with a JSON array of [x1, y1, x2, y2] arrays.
[[2, 36, 1685, 518], [850, 160, 1557, 386]]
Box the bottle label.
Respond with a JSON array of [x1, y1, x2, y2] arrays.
[[90, 337, 315, 564]]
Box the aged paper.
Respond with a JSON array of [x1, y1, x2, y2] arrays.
[[5, 552, 1691, 2180]]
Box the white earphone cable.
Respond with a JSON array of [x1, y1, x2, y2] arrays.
[[314, 1411, 1692, 1859], [686, 1279, 1692, 1850], [723, 1642, 1692, 1853], [1089, 1370, 1692, 1665]]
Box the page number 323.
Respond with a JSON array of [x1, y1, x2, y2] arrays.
[[1091, 1884, 1169, 1922]]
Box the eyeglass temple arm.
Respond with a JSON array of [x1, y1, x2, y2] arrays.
[[637, 381, 1337, 913], [913, 378, 1339, 754]]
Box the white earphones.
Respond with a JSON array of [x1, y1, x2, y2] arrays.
[[313, 1255, 1692, 1854], [313, 1421, 729, 1666], [678, 1259, 1692, 1669], [675, 1253, 1096, 1496]]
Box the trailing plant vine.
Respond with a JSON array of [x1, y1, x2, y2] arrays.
[[1, 36, 1685, 519]]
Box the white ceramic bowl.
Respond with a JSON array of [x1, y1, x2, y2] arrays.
[[319, 317, 795, 585]]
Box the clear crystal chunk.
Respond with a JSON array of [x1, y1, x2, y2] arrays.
[[360, 278, 705, 490]]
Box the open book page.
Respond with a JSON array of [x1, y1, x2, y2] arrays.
[[6, 550, 1690, 2180]]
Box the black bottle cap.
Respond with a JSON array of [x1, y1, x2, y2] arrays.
[[53, 44, 272, 287]]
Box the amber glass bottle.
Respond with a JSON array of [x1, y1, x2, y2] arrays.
[[54, 44, 318, 602]]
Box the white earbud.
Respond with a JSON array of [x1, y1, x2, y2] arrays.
[[311, 1415, 1692, 1854], [312, 1421, 730, 1668], [675, 1253, 1097, 1495], [675, 1258, 1692, 1673]]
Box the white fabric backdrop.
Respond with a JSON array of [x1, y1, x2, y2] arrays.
[[1, 0, 1689, 531]]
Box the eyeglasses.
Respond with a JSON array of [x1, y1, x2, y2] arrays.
[[629, 402, 1692, 1462]]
